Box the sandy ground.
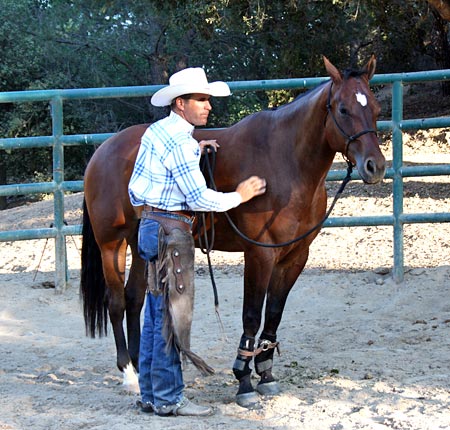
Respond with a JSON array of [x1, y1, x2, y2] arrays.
[[1, 130, 450, 430]]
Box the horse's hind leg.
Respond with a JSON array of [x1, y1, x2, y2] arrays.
[[101, 239, 140, 392], [255, 261, 305, 396], [124, 237, 147, 383]]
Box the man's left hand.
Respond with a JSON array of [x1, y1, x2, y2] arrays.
[[199, 140, 220, 154]]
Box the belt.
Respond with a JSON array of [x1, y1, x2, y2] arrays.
[[143, 205, 195, 222]]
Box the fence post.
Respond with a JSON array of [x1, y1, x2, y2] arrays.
[[392, 80, 404, 283], [50, 96, 68, 292]]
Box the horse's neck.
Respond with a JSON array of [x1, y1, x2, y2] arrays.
[[278, 86, 336, 179]]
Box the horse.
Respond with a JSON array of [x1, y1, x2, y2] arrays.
[[80, 56, 386, 407]]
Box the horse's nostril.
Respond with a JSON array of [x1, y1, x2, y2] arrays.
[[366, 159, 376, 175]]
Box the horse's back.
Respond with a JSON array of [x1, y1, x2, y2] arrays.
[[87, 124, 148, 172]]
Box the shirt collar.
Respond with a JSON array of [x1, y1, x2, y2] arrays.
[[169, 110, 195, 136]]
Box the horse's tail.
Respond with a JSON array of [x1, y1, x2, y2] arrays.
[[80, 198, 108, 338]]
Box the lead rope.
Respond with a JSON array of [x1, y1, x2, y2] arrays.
[[196, 157, 226, 337], [200, 149, 353, 249], [195, 148, 352, 335]]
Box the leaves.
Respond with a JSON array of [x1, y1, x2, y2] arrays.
[[0, 0, 447, 189]]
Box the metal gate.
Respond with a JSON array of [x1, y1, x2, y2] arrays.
[[1, 69, 449, 290]]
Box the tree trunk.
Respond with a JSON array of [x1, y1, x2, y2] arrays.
[[0, 152, 7, 210], [427, 0, 450, 21], [431, 9, 450, 96]]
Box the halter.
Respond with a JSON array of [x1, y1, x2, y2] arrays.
[[325, 82, 378, 161]]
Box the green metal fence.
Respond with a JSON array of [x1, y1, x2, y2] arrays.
[[1, 70, 449, 290]]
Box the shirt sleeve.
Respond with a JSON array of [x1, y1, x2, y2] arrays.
[[164, 137, 242, 212]]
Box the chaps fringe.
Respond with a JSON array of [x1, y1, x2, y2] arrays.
[[156, 226, 214, 376]]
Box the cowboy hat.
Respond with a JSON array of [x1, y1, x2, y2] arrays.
[[151, 67, 231, 107]]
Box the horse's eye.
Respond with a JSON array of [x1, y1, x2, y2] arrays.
[[339, 106, 349, 116]]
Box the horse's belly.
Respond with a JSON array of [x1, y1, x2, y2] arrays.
[[194, 214, 246, 253]]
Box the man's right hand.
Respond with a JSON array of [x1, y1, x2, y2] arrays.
[[236, 176, 267, 203]]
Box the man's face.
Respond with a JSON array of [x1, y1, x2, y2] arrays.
[[178, 93, 212, 126]]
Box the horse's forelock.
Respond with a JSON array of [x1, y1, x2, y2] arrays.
[[342, 68, 368, 80]]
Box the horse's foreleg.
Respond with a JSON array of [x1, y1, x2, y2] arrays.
[[233, 250, 273, 409], [255, 260, 305, 396], [254, 331, 280, 395], [233, 334, 257, 406]]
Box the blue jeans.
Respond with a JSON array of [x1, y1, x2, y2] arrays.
[[138, 218, 184, 408], [139, 290, 184, 408], [138, 218, 160, 261]]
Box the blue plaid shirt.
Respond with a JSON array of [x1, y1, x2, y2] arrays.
[[128, 111, 242, 212]]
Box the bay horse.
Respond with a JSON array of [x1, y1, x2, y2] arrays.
[[80, 56, 386, 407]]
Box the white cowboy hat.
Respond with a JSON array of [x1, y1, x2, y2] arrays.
[[151, 67, 231, 107]]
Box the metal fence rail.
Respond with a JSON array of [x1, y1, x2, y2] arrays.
[[1, 70, 449, 290]]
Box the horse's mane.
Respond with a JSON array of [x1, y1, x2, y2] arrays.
[[270, 80, 328, 111], [270, 66, 368, 111]]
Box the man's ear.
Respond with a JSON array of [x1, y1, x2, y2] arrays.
[[175, 97, 185, 111]]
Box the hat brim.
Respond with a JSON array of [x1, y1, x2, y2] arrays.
[[151, 81, 230, 107]]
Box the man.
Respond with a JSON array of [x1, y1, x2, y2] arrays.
[[128, 67, 266, 417]]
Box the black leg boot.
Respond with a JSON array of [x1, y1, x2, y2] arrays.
[[232, 334, 261, 409], [255, 332, 281, 396]]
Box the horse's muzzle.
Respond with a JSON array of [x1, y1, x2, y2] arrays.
[[359, 156, 386, 184]]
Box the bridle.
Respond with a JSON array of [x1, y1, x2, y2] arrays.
[[325, 81, 378, 161]]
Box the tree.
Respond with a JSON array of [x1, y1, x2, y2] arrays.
[[427, 0, 450, 94], [1, 0, 448, 209]]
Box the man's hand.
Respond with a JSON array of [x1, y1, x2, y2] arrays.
[[199, 139, 220, 154], [236, 176, 267, 203]]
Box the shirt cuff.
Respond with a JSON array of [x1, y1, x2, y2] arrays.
[[229, 191, 243, 208]]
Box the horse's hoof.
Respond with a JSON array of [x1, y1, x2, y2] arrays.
[[256, 381, 281, 397], [236, 391, 262, 410], [122, 364, 140, 394]]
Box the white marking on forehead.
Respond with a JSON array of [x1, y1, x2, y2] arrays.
[[355, 92, 367, 107]]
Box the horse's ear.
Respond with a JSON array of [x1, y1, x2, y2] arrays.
[[364, 54, 377, 80], [323, 55, 342, 84]]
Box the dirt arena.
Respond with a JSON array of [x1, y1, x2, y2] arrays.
[[1, 130, 449, 430]]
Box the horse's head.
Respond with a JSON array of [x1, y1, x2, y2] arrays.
[[323, 55, 386, 184]]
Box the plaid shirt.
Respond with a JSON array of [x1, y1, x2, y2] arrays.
[[128, 111, 241, 212]]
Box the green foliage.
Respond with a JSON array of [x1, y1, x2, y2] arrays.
[[0, 0, 447, 195]]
